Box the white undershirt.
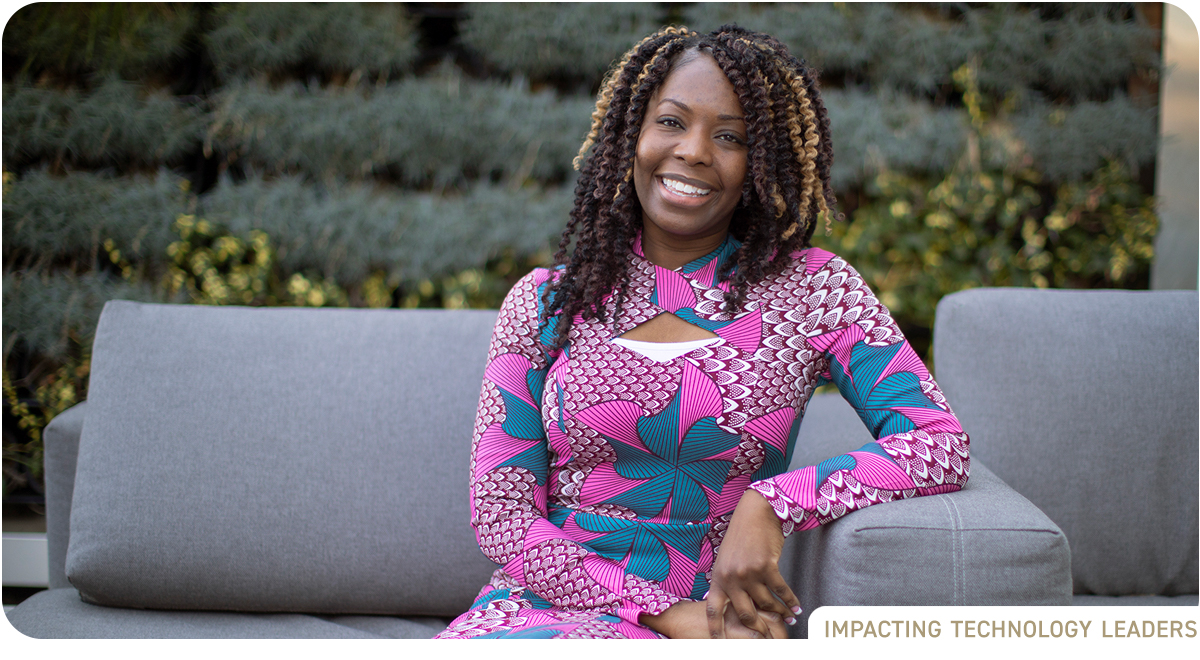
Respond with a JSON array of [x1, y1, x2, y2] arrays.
[[610, 337, 721, 362]]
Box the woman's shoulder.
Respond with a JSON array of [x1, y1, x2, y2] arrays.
[[781, 246, 855, 278], [497, 266, 569, 327]]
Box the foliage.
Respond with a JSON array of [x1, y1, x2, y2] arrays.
[[460, 3, 663, 86], [2, 76, 205, 170], [205, 66, 594, 186], [204, 3, 418, 82], [2, 2, 197, 80], [682, 3, 1158, 99], [820, 65, 1158, 358], [1013, 95, 1159, 182], [822, 88, 968, 191], [2, 168, 189, 273], [197, 175, 571, 286]]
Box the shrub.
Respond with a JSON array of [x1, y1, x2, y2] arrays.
[[460, 3, 663, 85], [823, 88, 968, 192], [820, 64, 1158, 358], [205, 66, 594, 186], [2, 168, 190, 272], [2, 3, 197, 80], [197, 175, 573, 286], [683, 3, 1158, 99], [2, 76, 205, 169], [204, 3, 418, 82], [1013, 95, 1160, 182]]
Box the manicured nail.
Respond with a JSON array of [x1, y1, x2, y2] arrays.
[[792, 606, 802, 615], [786, 617, 797, 626]]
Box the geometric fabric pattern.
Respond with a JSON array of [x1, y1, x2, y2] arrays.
[[436, 234, 970, 639]]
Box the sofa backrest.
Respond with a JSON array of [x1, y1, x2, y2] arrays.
[[933, 288, 1198, 596], [65, 301, 499, 616]]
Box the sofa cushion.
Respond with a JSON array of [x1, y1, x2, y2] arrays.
[[66, 302, 499, 615], [6, 588, 386, 638], [43, 401, 87, 590], [785, 394, 1072, 637], [933, 288, 1199, 597]]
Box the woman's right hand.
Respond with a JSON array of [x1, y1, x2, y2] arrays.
[[641, 600, 787, 639]]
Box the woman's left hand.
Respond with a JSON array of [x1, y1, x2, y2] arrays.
[[706, 489, 802, 638]]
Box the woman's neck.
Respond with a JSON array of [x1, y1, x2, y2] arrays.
[[639, 226, 730, 271]]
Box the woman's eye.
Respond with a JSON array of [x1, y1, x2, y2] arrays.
[[658, 117, 683, 129], [719, 134, 745, 144]]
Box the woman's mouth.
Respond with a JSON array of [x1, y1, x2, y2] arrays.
[[658, 176, 713, 203]]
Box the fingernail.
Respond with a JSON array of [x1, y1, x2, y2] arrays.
[[792, 606, 802, 615], [786, 617, 797, 626]]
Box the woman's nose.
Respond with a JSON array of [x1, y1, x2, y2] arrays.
[[674, 130, 712, 166]]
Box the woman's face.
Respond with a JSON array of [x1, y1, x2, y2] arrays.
[[633, 51, 749, 247]]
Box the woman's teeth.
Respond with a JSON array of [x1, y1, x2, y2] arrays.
[[661, 177, 711, 196]]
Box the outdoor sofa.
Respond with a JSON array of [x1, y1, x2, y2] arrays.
[[6, 287, 1195, 639]]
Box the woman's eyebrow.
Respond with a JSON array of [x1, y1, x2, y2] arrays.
[[660, 97, 745, 122]]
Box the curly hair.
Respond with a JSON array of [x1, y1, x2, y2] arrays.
[[541, 24, 838, 349]]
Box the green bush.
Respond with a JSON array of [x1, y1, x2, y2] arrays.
[[1013, 95, 1159, 182], [2, 3, 197, 80], [198, 175, 573, 286], [820, 65, 1158, 357], [683, 3, 1158, 98], [2, 168, 190, 272], [3, 76, 205, 169], [205, 3, 418, 81], [206, 66, 594, 186], [2, 270, 162, 362], [460, 3, 663, 85], [1042, 5, 1161, 99], [823, 88, 968, 191]]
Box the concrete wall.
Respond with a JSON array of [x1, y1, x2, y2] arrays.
[[1152, 3, 1199, 290]]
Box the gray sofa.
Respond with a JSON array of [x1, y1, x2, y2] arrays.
[[7, 287, 1187, 638]]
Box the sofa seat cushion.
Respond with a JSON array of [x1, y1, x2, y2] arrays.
[[65, 302, 500, 615], [6, 588, 450, 638]]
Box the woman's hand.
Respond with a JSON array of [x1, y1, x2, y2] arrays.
[[706, 489, 802, 638], [640, 599, 787, 639]]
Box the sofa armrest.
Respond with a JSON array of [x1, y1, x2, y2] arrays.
[[784, 460, 1072, 637], [43, 400, 88, 589]]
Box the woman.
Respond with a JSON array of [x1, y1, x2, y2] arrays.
[[435, 25, 969, 640]]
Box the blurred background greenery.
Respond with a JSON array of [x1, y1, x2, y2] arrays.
[[2, 3, 1164, 501]]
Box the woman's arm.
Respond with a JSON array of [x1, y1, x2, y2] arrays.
[[469, 269, 685, 621], [707, 250, 970, 637]]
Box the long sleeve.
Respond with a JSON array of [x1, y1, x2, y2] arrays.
[[748, 251, 970, 537], [469, 269, 684, 618]]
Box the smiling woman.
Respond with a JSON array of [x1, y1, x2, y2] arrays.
[[434, 25, 969, 640]]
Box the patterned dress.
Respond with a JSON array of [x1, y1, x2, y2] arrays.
[[435, 234, 970, 639]]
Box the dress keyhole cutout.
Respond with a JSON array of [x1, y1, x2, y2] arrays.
[[618, 312, 719, 343]]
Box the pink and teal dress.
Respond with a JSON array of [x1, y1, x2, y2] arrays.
[[435, 235, 970, 639]]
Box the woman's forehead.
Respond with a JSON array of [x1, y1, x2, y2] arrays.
[[652, 51, 744, 116]]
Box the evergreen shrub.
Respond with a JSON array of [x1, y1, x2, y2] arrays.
[[823, 88, 968, 191], [2, 168, 189, 272], [2, 270, 161, 362], [2, 3, 196, 80], [1013, 95, 1159, 182], [3, 77, 205, 169], [460, 3, 663, 85], [206, 67, 593, 186], [819, 64, 1158, 357], [198, 175, 572, 286], [205, 3, 418, 81], [683, 3, 1158, 99]]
